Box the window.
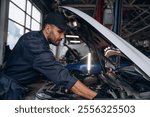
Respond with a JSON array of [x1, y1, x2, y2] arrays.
[[7, 0, 42, 49]]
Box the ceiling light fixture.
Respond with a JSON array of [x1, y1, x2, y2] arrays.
[[65, 35, 79, 38]]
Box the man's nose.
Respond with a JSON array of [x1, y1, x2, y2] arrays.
[[60, 33, 65, 39]]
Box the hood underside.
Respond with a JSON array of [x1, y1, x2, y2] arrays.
[[61, 6, 150, 78]]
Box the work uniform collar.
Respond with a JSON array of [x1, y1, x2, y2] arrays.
[[39, 30, 50, 48]]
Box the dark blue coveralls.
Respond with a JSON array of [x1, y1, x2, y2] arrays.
[[0, 31, 77, 99]]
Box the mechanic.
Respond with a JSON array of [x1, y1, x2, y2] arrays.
[[0, 11, 102, 100]]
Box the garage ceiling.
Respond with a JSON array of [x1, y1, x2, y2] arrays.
[[33, 0, 150, 42], [122, 0, 150, 42]]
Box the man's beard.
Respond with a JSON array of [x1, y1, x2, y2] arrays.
[[48, 38, 60, 46]]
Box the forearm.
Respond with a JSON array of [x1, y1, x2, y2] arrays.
[[71, 80, 97, 99]]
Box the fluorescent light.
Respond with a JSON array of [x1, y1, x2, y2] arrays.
[[87, 52, 91, 74], [65, 35, 79, 38], [70, 40, 81, 43]]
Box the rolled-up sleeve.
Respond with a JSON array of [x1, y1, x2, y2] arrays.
[[33, 51, 78, 89]]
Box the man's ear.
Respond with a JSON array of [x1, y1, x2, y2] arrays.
[[45, 24, 52, 33]]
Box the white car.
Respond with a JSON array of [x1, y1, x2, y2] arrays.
[[36, 7, 150, 99]]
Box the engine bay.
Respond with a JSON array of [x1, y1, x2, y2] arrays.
[[35, 8, 150, 100]]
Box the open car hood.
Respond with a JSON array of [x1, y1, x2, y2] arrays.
[[61, 6, 150, 78]]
